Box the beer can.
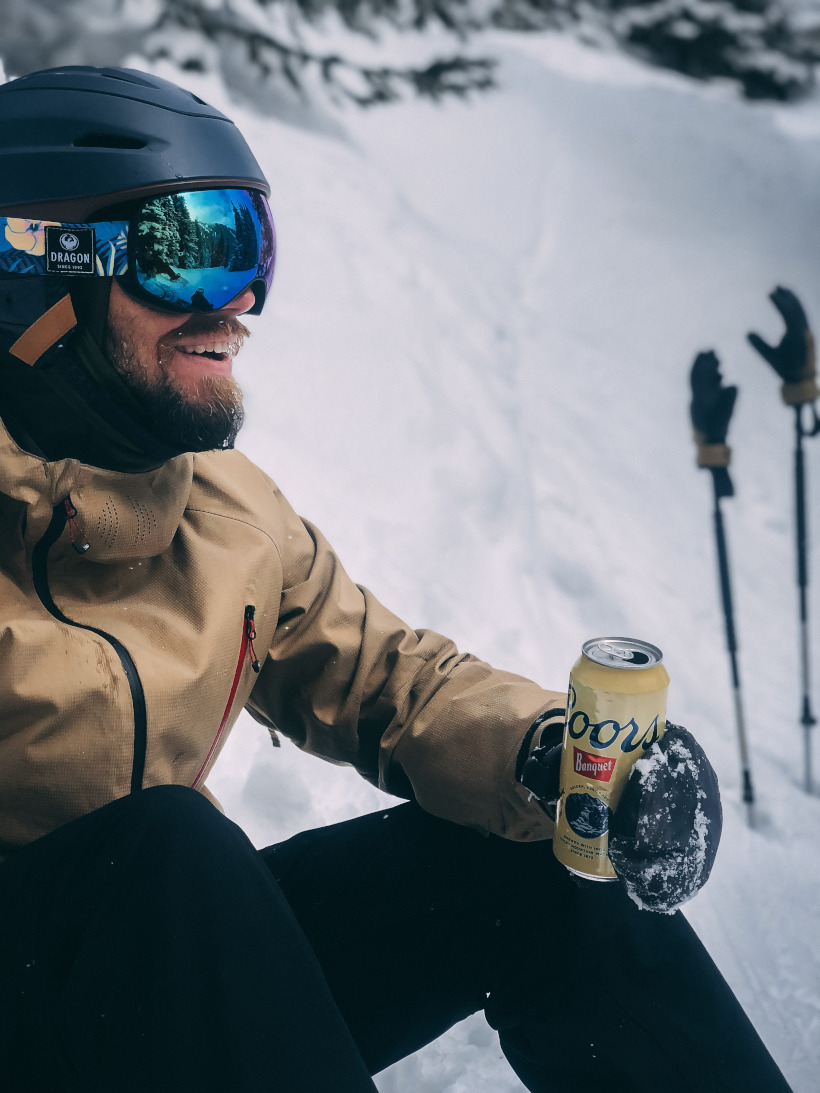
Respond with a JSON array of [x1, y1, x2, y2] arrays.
[[553, 637, 669, 881]]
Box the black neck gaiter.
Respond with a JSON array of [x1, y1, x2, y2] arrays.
[[0, 280, 186, 473]]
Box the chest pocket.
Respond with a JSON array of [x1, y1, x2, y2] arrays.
[[191, 604, 262, 789]]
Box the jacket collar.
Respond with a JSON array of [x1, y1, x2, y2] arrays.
[[0, 415, 194, 561]]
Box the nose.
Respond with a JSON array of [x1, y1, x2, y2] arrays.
[[219, 286, 257, 316]]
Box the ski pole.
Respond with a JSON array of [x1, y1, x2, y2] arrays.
[[711, 474, 755, 817], [794, 403, 819, 791], [690, 351, 755, 825], [748, 287, 820, 794]]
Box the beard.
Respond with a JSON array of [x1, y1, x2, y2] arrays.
[[105, 316, 249, 453]]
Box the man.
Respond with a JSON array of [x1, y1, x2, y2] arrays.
[[0, 66, 791, 1092]]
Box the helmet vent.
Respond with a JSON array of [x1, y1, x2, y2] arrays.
[[73, 133, 147, 150]]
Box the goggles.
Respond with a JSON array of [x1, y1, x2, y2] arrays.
[[0, 188, 275, 315]]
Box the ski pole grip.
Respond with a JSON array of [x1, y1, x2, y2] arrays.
[[781, 378, 820, 407], [694, 431, 731, 468], [780, 330, 818, 406]]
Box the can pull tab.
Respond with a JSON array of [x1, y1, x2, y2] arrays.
[[595, 641, 650, 665]]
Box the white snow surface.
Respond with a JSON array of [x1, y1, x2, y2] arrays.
[[137, 32, 819, 1091]]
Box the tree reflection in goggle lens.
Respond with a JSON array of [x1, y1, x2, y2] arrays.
[[131, 189, 275, 312]]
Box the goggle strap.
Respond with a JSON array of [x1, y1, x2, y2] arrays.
[[10, 293, 77, 366]]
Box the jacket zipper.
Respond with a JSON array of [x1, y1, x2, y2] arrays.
[[191, 605, 261, 790], [32, 499, 148, 793]]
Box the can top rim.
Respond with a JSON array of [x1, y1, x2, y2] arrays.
[[581, 636, 663, 670]]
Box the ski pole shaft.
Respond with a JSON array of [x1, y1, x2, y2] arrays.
[[713, 480, 755, 821], [794, 407, 816, 794], [732, 686, 755, 812], [714, 496, 738, 666]]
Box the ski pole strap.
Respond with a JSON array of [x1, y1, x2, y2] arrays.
[[694, 430, 731, 468], [781, 377, 820, 406], [781, 330, 818, 406]]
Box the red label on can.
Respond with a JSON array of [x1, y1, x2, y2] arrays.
[[572, 747, 616, 782]]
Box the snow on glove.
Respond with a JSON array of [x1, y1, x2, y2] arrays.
[[747, 285, 819, 406], [608, 723, 722, 914]]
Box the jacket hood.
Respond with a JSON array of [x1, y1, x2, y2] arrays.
[[0, 412, 194, 561]]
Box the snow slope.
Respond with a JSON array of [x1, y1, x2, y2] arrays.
[[142, 31, 819, 1091]]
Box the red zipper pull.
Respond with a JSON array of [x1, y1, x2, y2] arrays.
[[64, 497, 90, 554], [191, 604, 262, 790], [245, 605, 261, 674]]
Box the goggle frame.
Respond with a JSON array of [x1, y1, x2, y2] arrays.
[[0, 187, 276, 316]]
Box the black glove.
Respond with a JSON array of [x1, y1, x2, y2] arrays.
[[747, 286, 818, 406], [520, 721, 722, 913], [690, 350, 737, 499], [518, 710, 565, 820], [608, 724, 722, 913], [690, 350, 737, 445]]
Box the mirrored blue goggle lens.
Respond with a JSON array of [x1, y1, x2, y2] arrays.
[[130, 189, 275, 312]]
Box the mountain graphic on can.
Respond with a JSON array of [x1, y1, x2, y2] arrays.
[[553, 637, 669, 882], [564, 792, 611, 839]]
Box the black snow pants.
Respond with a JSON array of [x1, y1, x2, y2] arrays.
[[0, 785, 793, 1093]]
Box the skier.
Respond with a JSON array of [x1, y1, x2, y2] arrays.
[[0, 66, 791, 1092]]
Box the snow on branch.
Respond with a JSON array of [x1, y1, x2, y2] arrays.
[[0, 0, 815, 106], [145, 0, 497, 106]]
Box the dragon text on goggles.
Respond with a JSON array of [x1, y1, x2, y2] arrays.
[[0, 188, 275, 313]]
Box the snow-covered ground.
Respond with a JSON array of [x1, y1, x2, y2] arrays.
[[140, 31, 818, 1090]]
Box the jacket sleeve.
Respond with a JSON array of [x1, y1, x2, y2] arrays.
[[245, 487, 566, 841]]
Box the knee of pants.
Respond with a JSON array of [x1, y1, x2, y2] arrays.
[[114, 778, 247, 835], [73, 784, 256, 876], [0, 786, 235, 887], [105, 783, 222, 832], [118, 783, 218, 822]]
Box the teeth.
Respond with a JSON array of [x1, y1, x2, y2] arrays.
[[178, 342, 231, 356]]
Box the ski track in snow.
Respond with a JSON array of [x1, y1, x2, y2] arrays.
[[124, 30, 820, 1092]]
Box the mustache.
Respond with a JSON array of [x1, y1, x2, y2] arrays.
[[158, 315, 252, 358], [165, 314, 251, 340]]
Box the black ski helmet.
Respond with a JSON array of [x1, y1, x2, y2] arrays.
[[0, 66, 275, 471], [0, 65, 273, 363], [0, 65, 270, 221]]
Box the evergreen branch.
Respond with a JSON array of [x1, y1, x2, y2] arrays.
[[148, 0, 495, 105], [1, 0, 813, 108]]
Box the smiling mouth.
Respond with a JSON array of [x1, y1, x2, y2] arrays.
[[176, 342, 238, 360]]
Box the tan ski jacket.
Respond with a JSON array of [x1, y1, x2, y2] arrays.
[[0, 417, 564, 856]]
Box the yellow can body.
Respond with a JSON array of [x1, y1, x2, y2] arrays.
[[553, 638, 669, 881]]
